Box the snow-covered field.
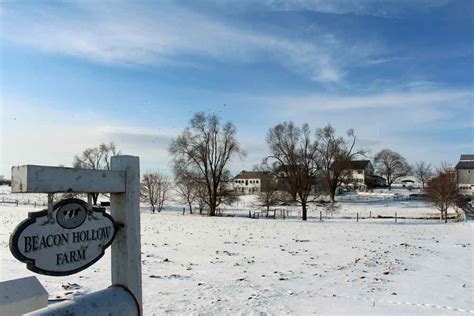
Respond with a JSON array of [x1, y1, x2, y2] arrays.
[[1, 186, 473, 315]]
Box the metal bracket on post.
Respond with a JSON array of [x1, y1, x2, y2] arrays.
[[87, 193, 94, 213], [47, 193, 54, 222]]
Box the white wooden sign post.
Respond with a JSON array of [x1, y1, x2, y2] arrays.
[[9, 155, 142, 316]]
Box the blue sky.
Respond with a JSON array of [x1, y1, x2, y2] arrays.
[[1, 0, 473, 177]]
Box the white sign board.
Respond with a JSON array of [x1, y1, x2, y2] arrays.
[[10, 198, 115, 276]]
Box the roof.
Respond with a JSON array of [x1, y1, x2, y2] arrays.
[[456, 161, 474, 170], [234, 171, 271, 180], [366, 174, 385, 180], [332, 160, 372, 170], [460, 154, 474, 161]]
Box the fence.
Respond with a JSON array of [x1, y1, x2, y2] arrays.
[[0, 197, 19, 206]]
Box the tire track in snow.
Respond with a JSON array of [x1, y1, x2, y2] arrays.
[[323, 294, 474, 314]]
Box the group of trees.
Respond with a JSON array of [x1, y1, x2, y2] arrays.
[[264, 122, 366, 220], [72, 112, 462, 223]]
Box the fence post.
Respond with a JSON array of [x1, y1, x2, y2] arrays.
[[110, 156, 142, 315], [182, 207, 185, 215], [357, 212, 359, 222], [249, 210, 251, 218], [369, 211, 371, 218], [320, 211, 322, 222], [395, 212, 397, 223]]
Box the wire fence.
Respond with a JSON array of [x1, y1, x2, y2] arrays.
[[1, 197, 460, 223]]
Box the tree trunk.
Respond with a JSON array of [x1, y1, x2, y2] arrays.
[[445, 209, 448, 223], [209, 198, 216, 216], [329, 190, 336, 204], [188, 201, 193, 214], [152, 205, 155, 214], [302, 203, 307, 221]]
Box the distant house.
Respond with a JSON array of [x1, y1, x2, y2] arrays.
[[456, 154, 474, 196], [336, 160, 375, 191], [233, 171, 272, 195]]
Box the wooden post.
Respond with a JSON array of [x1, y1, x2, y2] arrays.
[[395, 212, 397, 223], [182, 207, 185, 215], [357, 212, 359, 222], [110, 156, 142, 315], [10, 161, 140, 314], [369, 210, 371, 218], [320, 211, 322, 222]]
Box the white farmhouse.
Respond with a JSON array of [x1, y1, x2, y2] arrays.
[[456, 154, 474, 196], [233, 171, 271, 195], [338, 160, 376, 191]]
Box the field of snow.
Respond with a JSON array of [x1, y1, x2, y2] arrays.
[[1, 205, 473, 314], [1, 185, 472, 314]]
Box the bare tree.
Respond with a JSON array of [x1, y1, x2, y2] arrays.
[[413, 161, 433, 189], [140, 172, 171, 213], [254, 164, 280, 213], [173, 162, 200, 214], [315, 124, 365, 203], [425, 171, 459, 223], [195, 181, 208, 215], [73, 142, 120, 205], [169, 112, 244, 216], [373, 149, 411, 190], [265, 121, 319, 221]]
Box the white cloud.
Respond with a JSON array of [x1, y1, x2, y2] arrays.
[[0, 101, 272, 177], [255, 89, 472, 112], [0, 102, 178, 177], [261, 0, 451, 17], [0, 1, 374, 83], [247, 88, 473, 167]]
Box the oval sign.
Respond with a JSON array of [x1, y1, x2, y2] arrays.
[[9, 198, 116, 276]]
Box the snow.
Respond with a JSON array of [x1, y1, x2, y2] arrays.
[[1, 185, 473, 315]]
